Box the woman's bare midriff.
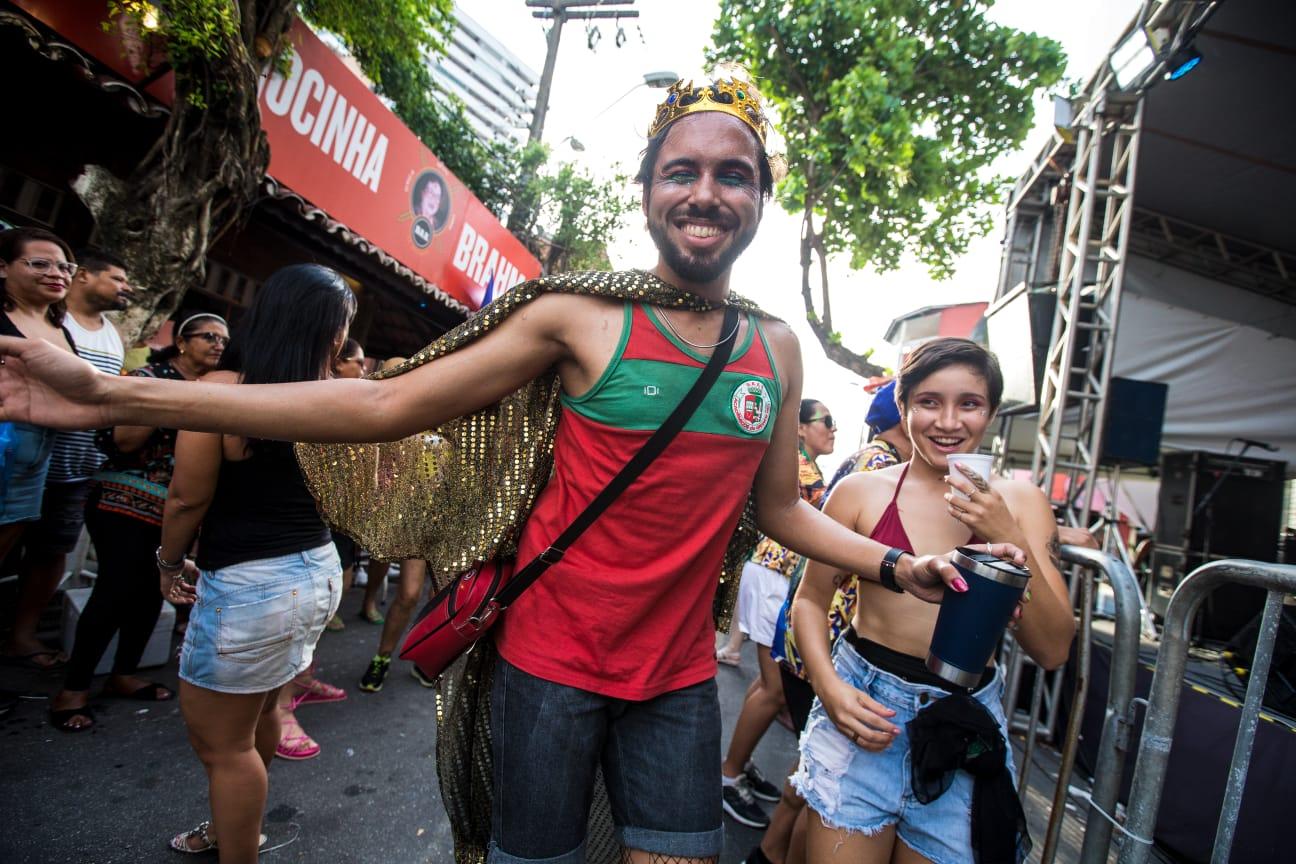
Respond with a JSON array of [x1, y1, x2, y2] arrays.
[[852, 580, 940, 659]]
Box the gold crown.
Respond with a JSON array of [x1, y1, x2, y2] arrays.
[[647, 78, 769, 147]]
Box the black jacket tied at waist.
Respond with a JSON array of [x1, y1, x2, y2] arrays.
[[906, 692, 1031, 864]]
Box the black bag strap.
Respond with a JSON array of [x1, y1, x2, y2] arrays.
[[495, 304, 741, 608]]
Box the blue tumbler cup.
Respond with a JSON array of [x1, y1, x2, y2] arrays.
[[926, 547, 1031, 688]]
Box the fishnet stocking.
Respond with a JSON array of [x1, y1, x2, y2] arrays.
[[619, 851, 719, 864]]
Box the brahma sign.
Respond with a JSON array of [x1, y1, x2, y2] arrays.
[[259, 20, 539, 309]]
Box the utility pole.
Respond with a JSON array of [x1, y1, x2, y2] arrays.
[[524, 0, 639, 144]]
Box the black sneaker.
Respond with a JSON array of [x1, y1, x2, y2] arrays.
[[742, 760, 781, 802], [410, 664, 436, 688], [722, 778, 770, 829], [744, 845, 775, 864], [358, 655, 391, 693]]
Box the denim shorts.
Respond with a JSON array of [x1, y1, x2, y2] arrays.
[[180, 543, 341, 694], [0, 423, 55, 525], [488, 658, 723, 863], [791, 639, 1014, 864]]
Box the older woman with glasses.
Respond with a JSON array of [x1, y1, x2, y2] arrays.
[[49, 310, 229, 731], [0, 228, 80, 668]]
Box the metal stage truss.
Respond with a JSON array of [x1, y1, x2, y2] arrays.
[[996, 0, 1222, 742]]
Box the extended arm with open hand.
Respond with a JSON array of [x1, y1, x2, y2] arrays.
[[0, 296, 569, 443]]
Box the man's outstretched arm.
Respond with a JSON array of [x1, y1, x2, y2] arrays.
[[0, 293, 573, 442]]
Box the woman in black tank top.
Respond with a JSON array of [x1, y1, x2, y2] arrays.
[[156, 265, 356, 857]]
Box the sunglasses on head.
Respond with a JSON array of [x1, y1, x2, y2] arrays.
[[808, 414, 835, 430]]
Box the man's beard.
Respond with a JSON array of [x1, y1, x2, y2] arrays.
[[647, 211, 758, 286]]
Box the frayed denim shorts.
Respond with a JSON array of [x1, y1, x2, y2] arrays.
[[180, 543, 341, 694], [792, 638, 1013, 864]]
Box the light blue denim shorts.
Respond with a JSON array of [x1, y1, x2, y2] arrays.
[[180, 543, 341, 694], [792, 638, 1014, 864], [0, 423, 55, 525]]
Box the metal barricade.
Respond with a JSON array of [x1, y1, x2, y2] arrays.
[[1117, 560, 1296, 864], [1073, 547, 1143, 864], [1019, 546, 1142, 864]]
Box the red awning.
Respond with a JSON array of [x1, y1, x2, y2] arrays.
[[13, 1, 539, 311]]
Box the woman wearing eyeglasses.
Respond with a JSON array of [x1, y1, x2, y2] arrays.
[[0, 228, 80, 666], [719, 398, 835, 829], [49, 310, 228, 732]]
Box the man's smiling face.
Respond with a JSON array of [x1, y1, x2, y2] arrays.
[[643, 112, 764, 290]]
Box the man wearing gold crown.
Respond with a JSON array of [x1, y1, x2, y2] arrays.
[[0, 77, 1022, 864]]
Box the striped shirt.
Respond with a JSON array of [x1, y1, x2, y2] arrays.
[[47, 315, 124, 483]]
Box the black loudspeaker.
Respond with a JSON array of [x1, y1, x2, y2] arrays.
[[1150, 450, 1287, 638], [1101, 378, 1168, 467]]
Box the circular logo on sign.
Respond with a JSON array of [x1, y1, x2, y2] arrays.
[[410, 217, 432, 249], [731, 380, 772, 434]]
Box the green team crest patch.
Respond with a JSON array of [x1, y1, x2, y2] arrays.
[[731, 379, 772, 434]]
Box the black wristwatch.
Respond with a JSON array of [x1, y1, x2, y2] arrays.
[[878, 547, 908, 593]]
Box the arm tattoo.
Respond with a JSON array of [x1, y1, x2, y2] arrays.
[[1047, 529, 1063, 572]]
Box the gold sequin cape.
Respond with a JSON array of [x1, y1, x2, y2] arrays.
[[295, 269, 777, 863]]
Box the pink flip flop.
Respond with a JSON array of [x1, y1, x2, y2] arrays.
[[291, 676, 347, 707], [275, 714, 321, 761]]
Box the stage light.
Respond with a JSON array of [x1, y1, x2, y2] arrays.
[[1166, 44, 1203, 80], [1110, 26, 1157, 90]]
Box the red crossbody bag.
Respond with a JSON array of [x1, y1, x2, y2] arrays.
[[399, 306, 741, 680]]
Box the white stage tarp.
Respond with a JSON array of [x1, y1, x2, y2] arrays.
[[1114, 257, 1296, 474]]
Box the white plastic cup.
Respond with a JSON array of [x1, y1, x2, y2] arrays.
[[946, 453, 994, 498]]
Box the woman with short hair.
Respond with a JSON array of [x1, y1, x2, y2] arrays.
[[792, 338, 1075, 864]]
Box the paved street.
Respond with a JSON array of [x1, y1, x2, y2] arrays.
[[1, 582, 796, 863]]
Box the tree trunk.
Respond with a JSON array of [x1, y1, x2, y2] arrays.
[[76, 1, 297, 343], [798, 204, 886, 379]]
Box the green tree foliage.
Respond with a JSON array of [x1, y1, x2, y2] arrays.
[[710, 0, 1065, 376], [298, 0, 515, 217], [504, 143, 636, 273], [80, 0, 298, 340]]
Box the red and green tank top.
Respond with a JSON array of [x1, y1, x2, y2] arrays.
[[495, 301, 782, 699]]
